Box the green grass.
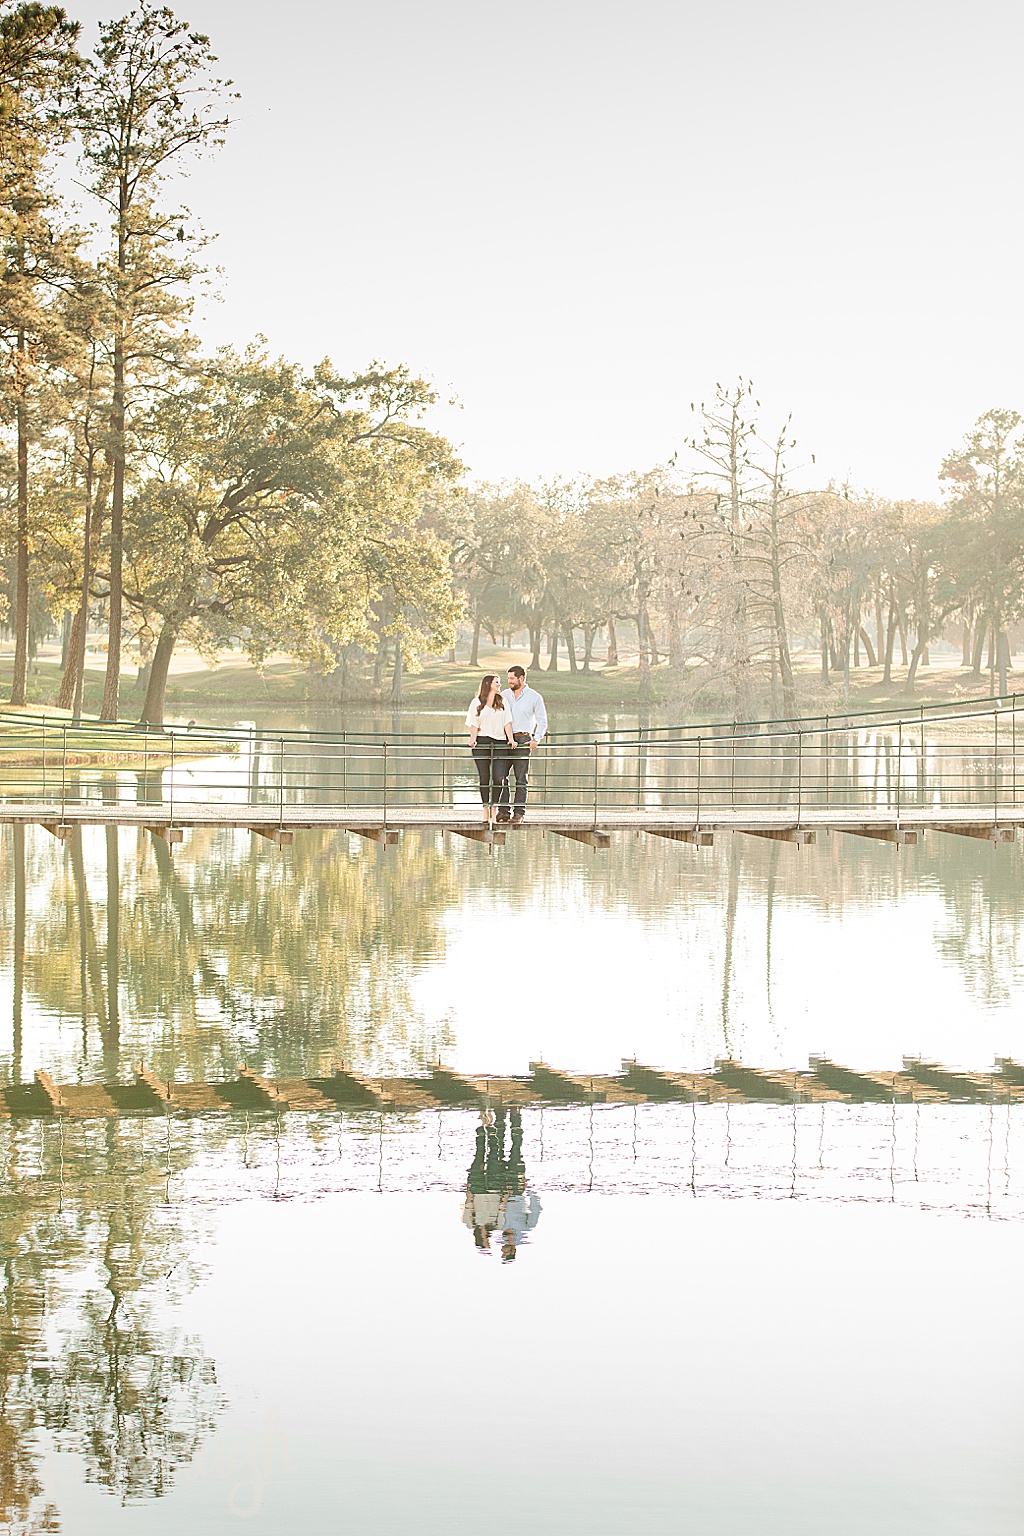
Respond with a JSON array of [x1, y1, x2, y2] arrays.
[[1, 649, 1018, 729], [0, 653, 672, 713]]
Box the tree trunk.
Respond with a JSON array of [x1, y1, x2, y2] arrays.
[[390, 643, 403, 704], [72, 447, 99, 719], [581, 623, 595, 673], [858, 626, 877, 666], [606, 618, 618, 667], [565, 626, 578, 674], [637, 609, 650, 675], [546, 628, 559, 671], [56, 605, 87, 711], [961, 621, 971, 666], [829, 632, 841, 671], [139, 620, 179, 727], [770, 550, 796, 716], [469, 613, 481, 668], [905, 640, 927, 692], [102, 196, 129, 722], [529, 621, 542, 670], [372, 631, 388, 692], [10, 371, 29, 707], [853, 624, 860, 668], [883, 592, 897, 684], [998, 629, 1010, 696], [896, 610, 908, 666], [668, 608, 683, 670], [971, 623, 985, 677], [102, 368, 125, 719], [329, 646, 349, 700], [819, 611, 830, 683]]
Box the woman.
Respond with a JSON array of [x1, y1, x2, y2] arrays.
[[466, 673, 515, 826]]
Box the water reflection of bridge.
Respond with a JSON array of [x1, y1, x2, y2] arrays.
[[2, 696, 1024, 849], [10, 1055, 1024, 1119]]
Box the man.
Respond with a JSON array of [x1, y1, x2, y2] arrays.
[[496, 664, 548, 825], [497, 1107, 541, 1264]]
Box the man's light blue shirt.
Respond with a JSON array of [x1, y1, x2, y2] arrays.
[[501, 684, 548, 742]]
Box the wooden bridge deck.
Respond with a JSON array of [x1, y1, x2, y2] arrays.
[[5, 1057, 1024, 1119], [1, 801, 1022, 847]]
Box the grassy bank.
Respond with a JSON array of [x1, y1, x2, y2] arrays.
[[0, 653, 675, 715], [0, 649, 1019, 726]]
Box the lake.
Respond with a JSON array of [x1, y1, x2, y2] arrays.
[[1, 708, 1022, 1534]]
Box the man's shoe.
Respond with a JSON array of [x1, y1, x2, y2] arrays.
[[510, 814, 525, 826], [495, 812, 511, 824]]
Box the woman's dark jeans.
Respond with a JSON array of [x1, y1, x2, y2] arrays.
[[472, 740, 509, 805]]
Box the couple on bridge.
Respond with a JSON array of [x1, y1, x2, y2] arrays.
[[465, 665, 548, 827]]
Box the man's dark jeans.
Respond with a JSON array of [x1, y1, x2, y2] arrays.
[[498, 733, 532, 815]]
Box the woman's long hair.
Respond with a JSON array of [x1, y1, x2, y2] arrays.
[[475, 673, 501, 715]]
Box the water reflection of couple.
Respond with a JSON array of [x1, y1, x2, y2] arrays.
[[465, 665, 548, 828], [462, 1108, 541, 1262]]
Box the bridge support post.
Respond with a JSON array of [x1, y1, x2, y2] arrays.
[[250, 826, 293, 847], [146, 825, 184, 845], [644, 828, 714, 847], [843, 827, 918, 844], [743, 828, 816, 846], [39, 822, 72, 841], [931, 824, 1015, 844], [350, 827, 400, 846], [552, 828, 610, 850]]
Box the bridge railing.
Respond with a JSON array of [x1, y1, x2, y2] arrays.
[[0, 701, 1020, 818]]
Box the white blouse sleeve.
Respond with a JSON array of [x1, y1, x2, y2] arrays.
[[465, 699, 479, 728]]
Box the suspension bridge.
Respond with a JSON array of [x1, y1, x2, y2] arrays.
[[0, 694, 1022, 849]]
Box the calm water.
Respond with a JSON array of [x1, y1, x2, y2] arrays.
[[2, 708, 1023, 1533]]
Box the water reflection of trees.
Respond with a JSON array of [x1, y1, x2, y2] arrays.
[[2, 817, 1023, 1083], [1, 824, 459, 1082], [457, 826, 1024, 1017], [0, 1119, 220, 1529]]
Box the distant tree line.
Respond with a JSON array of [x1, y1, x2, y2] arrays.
[[440, 384, 1024, 714]]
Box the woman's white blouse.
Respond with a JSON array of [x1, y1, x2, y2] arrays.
[[466, 699, 512, 739]]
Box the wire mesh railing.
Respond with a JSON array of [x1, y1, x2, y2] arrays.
[[0, 698, 1021, 821]]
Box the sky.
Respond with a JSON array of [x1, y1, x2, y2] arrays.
[[64, 0, 1024, 497]]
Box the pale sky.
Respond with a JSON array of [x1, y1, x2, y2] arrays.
[[66, 0, 1024, 497]]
